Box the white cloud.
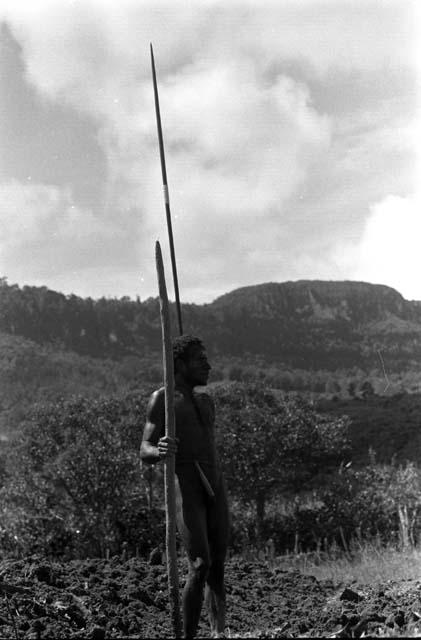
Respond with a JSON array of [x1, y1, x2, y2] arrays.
[[4, 1, 416, 104], [0, 181, 120, 281], [130, 61, 331, 299], [330, 0, 421, 303], [0, 0, 417, 301], [335, 195, 421, 300], [1, 3, 336, 300]]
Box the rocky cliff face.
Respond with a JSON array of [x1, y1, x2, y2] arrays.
[[212, 280, 415, 322], [191, 281, 421, 370]]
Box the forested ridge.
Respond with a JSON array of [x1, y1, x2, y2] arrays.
[[0, 277, 161, 358], [1, 277, 421, 370]]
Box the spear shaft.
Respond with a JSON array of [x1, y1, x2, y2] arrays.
[[151, 43, 183, 336], [155, 240, 182, 638]]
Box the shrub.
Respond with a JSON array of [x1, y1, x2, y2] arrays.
[[0, 391, 165, 558], [214, 382, 350, 542]]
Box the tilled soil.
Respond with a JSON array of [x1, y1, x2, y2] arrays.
[[1, 556, 421, 638]]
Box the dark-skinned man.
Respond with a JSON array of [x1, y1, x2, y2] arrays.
[[140, 335, 230, 639]]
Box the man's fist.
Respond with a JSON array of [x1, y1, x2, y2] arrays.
[[157, 435, 178, 459]]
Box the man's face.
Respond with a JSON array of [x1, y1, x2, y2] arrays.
[[184, 346, 211, 386]]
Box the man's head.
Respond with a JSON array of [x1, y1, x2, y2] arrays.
[[172, 334, 211, 386]]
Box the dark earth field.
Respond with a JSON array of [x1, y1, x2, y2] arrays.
[[2, 556, 421, 638]]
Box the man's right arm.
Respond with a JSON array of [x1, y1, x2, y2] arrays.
[[140, 389, 177, 464]]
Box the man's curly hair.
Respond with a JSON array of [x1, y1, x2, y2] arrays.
[[172, 334, 205, 368]]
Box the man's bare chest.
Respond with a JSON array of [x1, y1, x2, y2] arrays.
[[174, 392, 213, 429]]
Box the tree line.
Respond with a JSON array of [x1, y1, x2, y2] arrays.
[[0, 277, 161, 358]]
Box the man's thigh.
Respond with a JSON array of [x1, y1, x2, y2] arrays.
[[176, 472, 210, 561], [207, 482, 230, 557]]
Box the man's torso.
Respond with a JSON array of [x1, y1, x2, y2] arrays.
[[173, 390, 216, 464], [169, 389, 222, 495]]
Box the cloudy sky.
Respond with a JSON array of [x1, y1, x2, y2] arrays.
[[0, 0, 419, 303]]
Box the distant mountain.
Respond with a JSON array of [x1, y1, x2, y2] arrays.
[[1, 278, 421, 371], [202, 280, 421, 370], [213, 280, 413, 321]]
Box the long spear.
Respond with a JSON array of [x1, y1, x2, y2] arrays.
[[151, 43, 183, 336], [155, 240, 182, 638]]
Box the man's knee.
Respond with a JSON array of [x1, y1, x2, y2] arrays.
[[210, 542, 228, 567], [207, 550, 226, 589], [189, 556, 210, 584]]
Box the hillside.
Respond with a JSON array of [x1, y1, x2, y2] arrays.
[[1, 277, 421, 372], [0, 330, 159, 438], [209, 280, 421, 369], [317, 393, 421, 465]]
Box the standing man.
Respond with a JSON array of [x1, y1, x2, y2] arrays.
[[140, 335, 230, 639]]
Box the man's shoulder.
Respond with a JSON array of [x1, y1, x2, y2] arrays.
[[149, 386, 165, 397], [193, 387, 213, 400], [148, 387, 165, 407], [194, 390, 215, 419], [195, 390, 214, 402]]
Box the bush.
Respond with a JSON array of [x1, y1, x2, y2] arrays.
[[0, 391, 165, 558], [214, 382, 350, 542], [318, 456, 421, 548], [228, 453, 421, 555]]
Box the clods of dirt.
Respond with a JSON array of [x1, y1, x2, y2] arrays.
[[1, 556, 421, 637]]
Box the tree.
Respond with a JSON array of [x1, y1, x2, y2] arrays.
[[347, 380, 357, 397], [325, 378, 341, 396], [213, 382, 350, 542], [227, 365, 244, 381], [359, 380, 375, 399]]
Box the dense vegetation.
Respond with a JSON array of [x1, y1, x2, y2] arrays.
[[0, 391, 161, 558], [213, 383, 350, 541], [1, 383, 420, 561]]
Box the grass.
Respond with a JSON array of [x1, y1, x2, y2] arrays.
[[287, 542, 421, 585]]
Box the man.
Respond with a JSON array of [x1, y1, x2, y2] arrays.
[[140, 335, 229, 639]]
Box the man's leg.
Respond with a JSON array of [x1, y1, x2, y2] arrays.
[[183, 554, 209, 638], [204, 550, 226, 637], [205, 480, 230, 637], [176, 473, 210, 638]]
